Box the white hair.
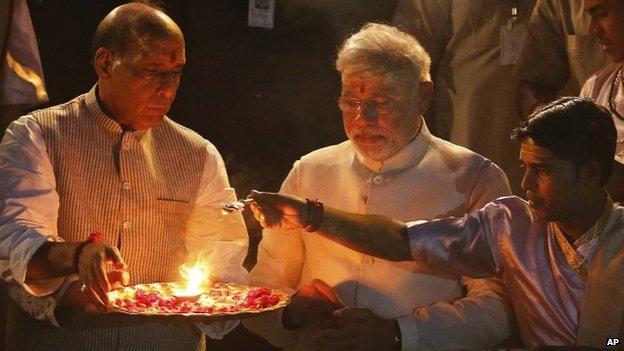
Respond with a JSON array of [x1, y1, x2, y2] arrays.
[[336, 23, 431, 85]]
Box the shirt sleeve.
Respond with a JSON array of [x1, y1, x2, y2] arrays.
[[407, 200, 507, 279], [186, 141, 250, 339], [397, 273, 511, 350], [243, 162, 304, 347], [0, 115, 64, 296]]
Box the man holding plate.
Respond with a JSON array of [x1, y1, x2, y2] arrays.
[[0, 2, 248, 350]]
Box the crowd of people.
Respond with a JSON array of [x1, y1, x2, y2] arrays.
[[0, 0, 623, 350]]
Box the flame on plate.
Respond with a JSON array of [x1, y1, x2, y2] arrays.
[[176, 257, 212, 297]]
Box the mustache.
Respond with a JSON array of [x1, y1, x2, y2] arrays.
[[348, 127, 390, 139]]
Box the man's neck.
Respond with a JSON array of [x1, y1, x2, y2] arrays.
[[555, 192, 607, 242], [95, 86, 135, 131]]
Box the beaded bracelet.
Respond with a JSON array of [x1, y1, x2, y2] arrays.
[[303, 199, 324, 232]]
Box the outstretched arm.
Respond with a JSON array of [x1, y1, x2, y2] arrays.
[[249, 191, 411, 261]]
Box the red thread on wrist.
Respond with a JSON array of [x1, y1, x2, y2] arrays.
[[73, 232, 103, 273]]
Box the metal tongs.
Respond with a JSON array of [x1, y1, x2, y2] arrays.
[[220, 198, 253, 219]]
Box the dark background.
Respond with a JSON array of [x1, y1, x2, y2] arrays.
[[1, 1, 398, 350]]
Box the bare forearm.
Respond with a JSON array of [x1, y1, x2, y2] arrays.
[[316, 207, 411, 261]]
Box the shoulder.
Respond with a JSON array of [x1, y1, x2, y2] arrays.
[[2, 115, 44, 144], [427, 135, 504, 175], [30, 94, 86, 121], [160, 117, 206, 141], [157, 117, 212, 150], [581, 62, 621, 98], [482, 196, 532, 220]]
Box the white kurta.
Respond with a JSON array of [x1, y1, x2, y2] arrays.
[[245, 121, 513, 350]]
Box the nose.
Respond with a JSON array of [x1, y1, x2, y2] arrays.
[[157, 75, 180, 99], [355, 101, 379, 124], [520, 168, 536, 193], [588, 15, 601, 37]]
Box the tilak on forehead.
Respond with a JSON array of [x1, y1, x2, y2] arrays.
[[342, 71, 412, 96], [126, 33, 184, 64]]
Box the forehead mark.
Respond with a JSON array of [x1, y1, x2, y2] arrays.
[[358, 83, 366, 94], [342, 75, 407, 98]]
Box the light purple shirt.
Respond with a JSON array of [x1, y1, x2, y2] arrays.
[[407, 196, 619, 347]]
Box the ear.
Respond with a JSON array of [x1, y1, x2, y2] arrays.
[[94, 47, 115, 79], [415, 81, 433, 114], [579, 160, 602, 186]]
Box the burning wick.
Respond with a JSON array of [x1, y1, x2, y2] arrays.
[[174, 258, 212, 300]]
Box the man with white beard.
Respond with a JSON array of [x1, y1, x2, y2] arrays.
[[244, 23, 514, 351]]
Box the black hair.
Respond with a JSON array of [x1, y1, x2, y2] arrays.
[[511, 97, 616, 185], [91, 1, 170, 57]]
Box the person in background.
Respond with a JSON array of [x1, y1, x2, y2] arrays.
[[393, 0, 536, 195], [580, 0, 624, 202], [244, 23, 513, 351], [249, 97, 623, 349], [516, 0, 609, 118], [0, 3, 248, 350]]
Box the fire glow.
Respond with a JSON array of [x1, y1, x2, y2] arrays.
[[175, 258, 212, 298]]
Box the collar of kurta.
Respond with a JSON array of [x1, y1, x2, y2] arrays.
[[85, 84, 148, 140], [355, 117, 430, 173]]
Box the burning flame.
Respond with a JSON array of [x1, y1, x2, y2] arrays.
[[176, 257, 212, 297]]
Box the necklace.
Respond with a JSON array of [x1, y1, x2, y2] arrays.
[[608, 63, 624, 121], [551, 195, 614, 280]]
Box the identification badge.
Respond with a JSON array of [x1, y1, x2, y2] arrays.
[[500, 19, 526, 65], [248, 0, 275, 29]]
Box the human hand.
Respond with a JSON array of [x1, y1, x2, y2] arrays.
[[283, 279, 344, 329], [316, 307, 399, 351], [62, 269, 129, 312], [248, 190, 308, 231], [75, 243, 126, 310]]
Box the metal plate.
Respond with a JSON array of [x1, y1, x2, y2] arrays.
[[107, 282, 290, 318]]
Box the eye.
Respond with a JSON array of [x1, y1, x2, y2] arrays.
[[338, 97, 360, 111], [537, 168, 550, 176], [373, 98, 394, 113], [143, 68, 160, 75], [593, 10, 609, 20]]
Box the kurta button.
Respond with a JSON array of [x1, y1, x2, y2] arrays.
[[122, 181, 132, 190], [361, 256, 374, 265], [122, 220, 131, 230], [373, 175, 384, 184]]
